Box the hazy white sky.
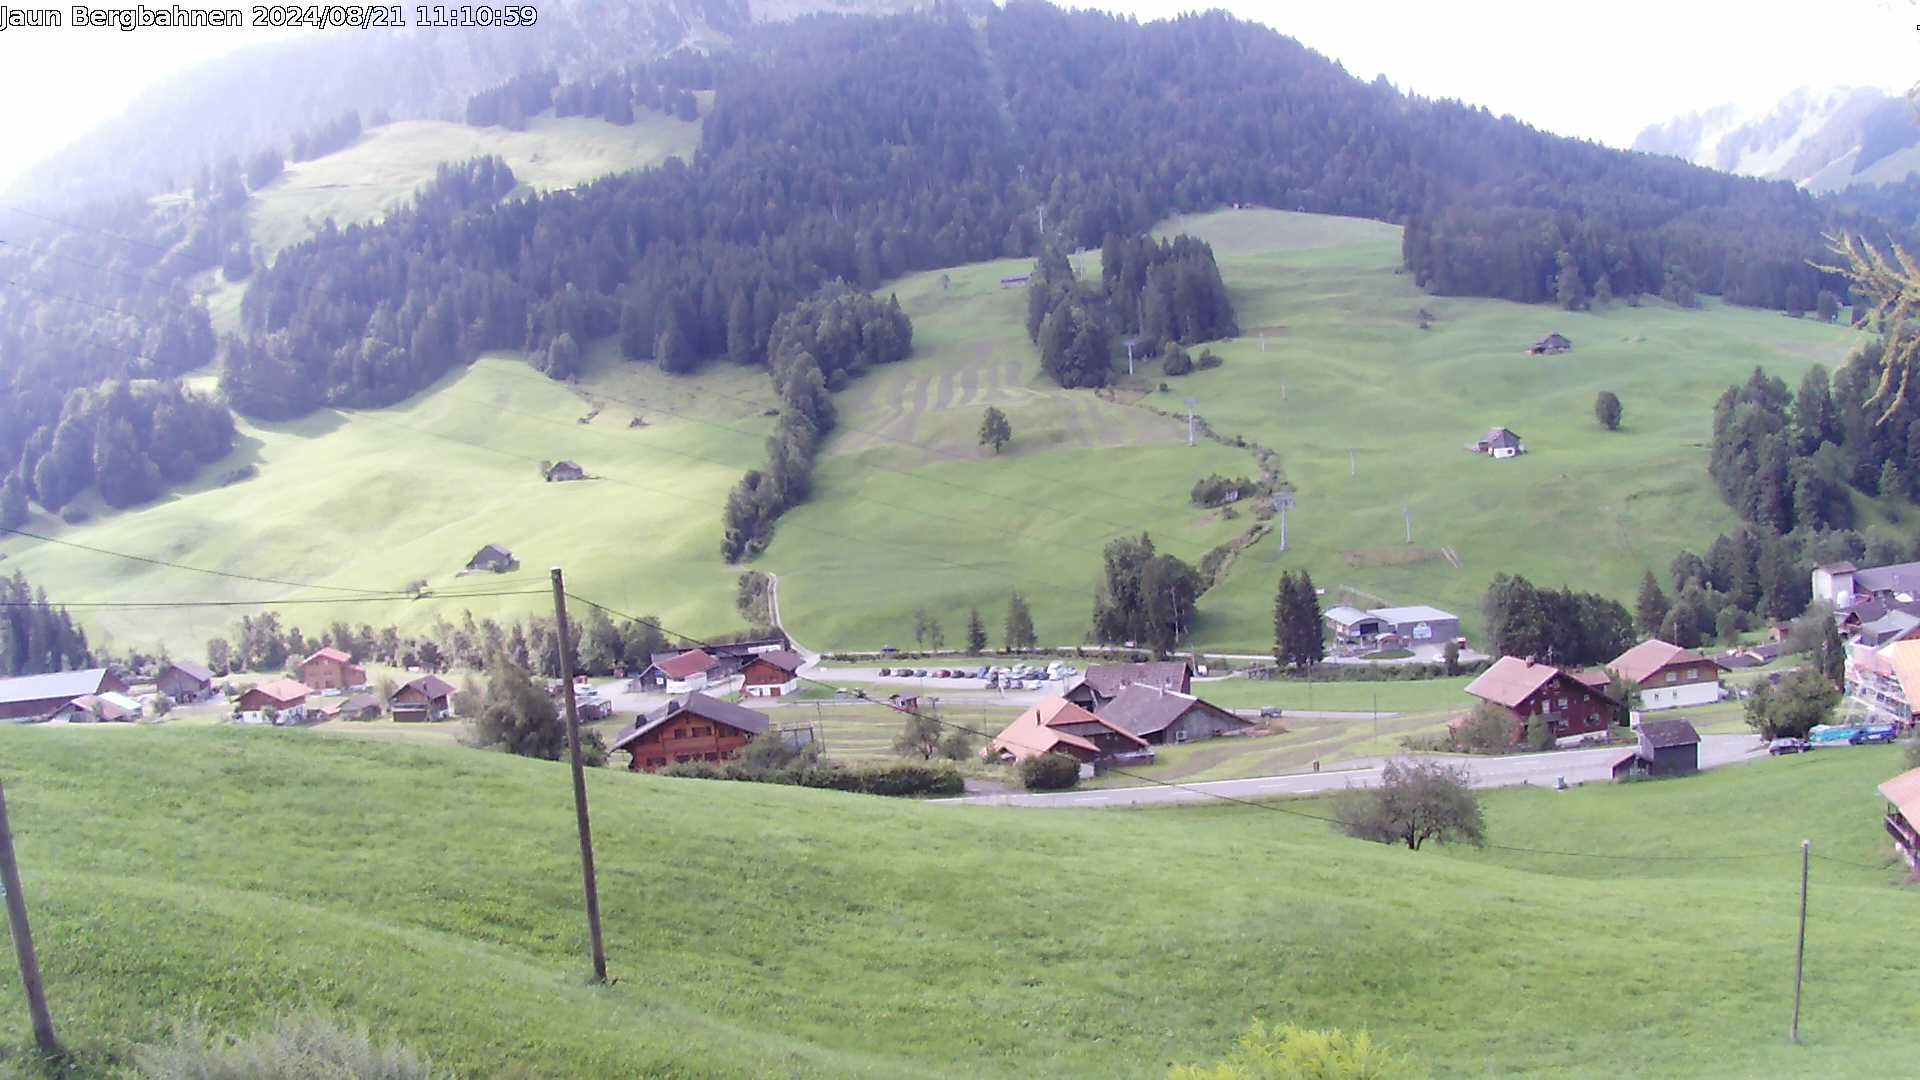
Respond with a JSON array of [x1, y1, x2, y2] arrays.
[[0, 0, 1914, 191]]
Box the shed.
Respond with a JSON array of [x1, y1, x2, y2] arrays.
[[156, 660, 215, 701], [1528, 332, 1572, 355], [465, 544, 519, 573], [1631, 717, 1700, 777], [544, 460, 587, 482], [1474, 427, 1527, 457]]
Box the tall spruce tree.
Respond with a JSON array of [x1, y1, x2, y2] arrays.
[[1005, 590, 1036, 651], [966, 608, 988, 654], [1635, 571, 1669, 637]]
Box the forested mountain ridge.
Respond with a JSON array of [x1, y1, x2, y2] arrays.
[[3, 0, 927, 209]]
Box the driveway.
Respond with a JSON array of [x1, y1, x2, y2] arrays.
[[941, 734, 1768, 808]]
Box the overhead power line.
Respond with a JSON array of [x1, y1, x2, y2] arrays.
[[0, 525, 423, 598]]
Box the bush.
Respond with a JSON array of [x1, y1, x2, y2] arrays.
[[1195, 349, 1223, 370], [59, 506, 91, 525], [660, 759, 961, 797], [1018, 752, 1081, 790], [1450, 702, 1518, 755], [1170, 1019, 1419, 1079], [132, 1011, 435, 1079], [1163, 347, 1194, 376]]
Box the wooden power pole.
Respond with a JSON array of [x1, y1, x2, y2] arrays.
[[550, 568, 608, 983], [1791, 838, 1810, 1043], [0, 781, 61, 1056]]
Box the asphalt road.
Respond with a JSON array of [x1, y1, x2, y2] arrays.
[[942, 734, 1769, 808]]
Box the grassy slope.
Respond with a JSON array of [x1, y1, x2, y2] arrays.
[[0, 349, 771, 652], [2, 727, 1917, 1078], [247, 115, 700, 262]]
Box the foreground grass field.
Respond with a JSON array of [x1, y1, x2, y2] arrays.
[[1, 727, 1915, 1077], [246, 114, 701, 261]]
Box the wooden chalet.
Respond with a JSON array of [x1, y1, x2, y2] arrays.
[[1879, 767, 1920, 872], [639, 649, 722, 693], [465, 544, 518, 573], [156, 660, 215, 701], [1610, 718, 1701, 780], [299, 647, 366, 691], [392, 674, 455, 722], [612, 692, 769, 771], [740, 650, 804, 698], [0, 668, 128, 722], [1606, 639, 1723, 711], [1473, 426, 1526, 457], [1463, 656, 1613, 743], [237, 679, 311, 722], [1062, 660, 1193, 710], [1094, 684, 1253, 745], [986, 697, 1151, 767]]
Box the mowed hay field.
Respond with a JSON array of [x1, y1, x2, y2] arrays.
[[3, 726, 1918, 1078], [763, 258, 1251, 650], [0, 349, 776, 653], [247, 114, 701, 261], [772, 209, 1865, 651]]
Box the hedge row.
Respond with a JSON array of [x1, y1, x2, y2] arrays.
[[660, 760, 964, 797]]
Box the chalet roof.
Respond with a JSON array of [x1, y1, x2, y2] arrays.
[[1638, 718, 1700, 749], [652, 649, 719, 679], [1607, 639, 1711, 686], [345, 693, 381, 712], [303, 647, 354, 666], [1080, 660, 1191, 699], [1818, 561, 1857, 574], [1571, 669, 1612, 690], [744, 650, 804, 675], [1854, 560, 1920, 596], [0, 668, 115, 706], [472, 543, 513, 560], [1880, 640, 1920, 712], [1481, 426, 1521, 442], [166, 660, 214, 683], [1879, 766, 1920, 826], [1858, 610, 1920, 645], [1371, 605, 1457, 624], [1095, 684, 1247, 738], [613, 692, 769, 750], [249, 679, 310, 705], [1464, 656, 1568, 709], [402, 674, 456, 701], [1322, 605, 1375, 625], [988, 697, 1149, 761], [64, 693, 135, 721]]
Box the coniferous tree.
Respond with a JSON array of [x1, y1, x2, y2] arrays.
[[1005, 590, 1036, 651], [1635, 571, 1669, 637], [966, 608, 988, 654]]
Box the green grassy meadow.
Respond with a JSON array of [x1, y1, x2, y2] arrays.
[[2, 726, 1917, 1077], [246, 115, 700, 261], [0, 350, 775, 653]]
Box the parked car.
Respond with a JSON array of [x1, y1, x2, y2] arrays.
[[1259, 707, 1283, 718], [880, 645, 898, 654], [1767, 737, 1811, 755]]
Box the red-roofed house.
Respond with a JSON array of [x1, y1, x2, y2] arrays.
[[639, 650, 721, 693], [1605, 639, 1722, 711], [393, 674, 456, 722], [299, 647, 366, 691], [986, 697, 1152, 767], [237, 679, 311, 723], [1464, 656, 1613, 743], [740, 650, 804, 698]]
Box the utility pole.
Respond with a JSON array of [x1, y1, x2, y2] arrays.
[[1349, 448, 1356, 477], [1274, 491, 1295, 553], [1125, 339, 1136, 376], [1403, 502, 1413, 545], [1185, 397, 1198, 447], [0, 781, 60, 1057], [1791, 838, 1810, 1043], [550, 568, 607, 983]]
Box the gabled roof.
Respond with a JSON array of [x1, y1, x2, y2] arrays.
[[988, 697, 1148, 761], [0, 668, 115, 706], [302, 647, 354, 666], [1855, 560, 1920, 596], [248, 679, 310, 706], [63, 693, 135, 721], [1638, 718, 1700, 749], [469, 543, 514, 562], [1858, 610, 1920, 644], [651, 649, 719, 679], [613, 692, 769, 750], [1879, 766, 1920, 825], [1096, 684, 1248, 738], [1480, 426, 1522, 443], [1080, 660, 1191, 699], [1607, 639, 1712, 686], [166, 660, 214, 683], [744, 650, 804, 675], [1464, 656, 1572, 709], [401, 674, 456, 701]]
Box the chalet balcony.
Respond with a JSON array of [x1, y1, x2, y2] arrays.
[[1885, 813, 1920, 857]]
